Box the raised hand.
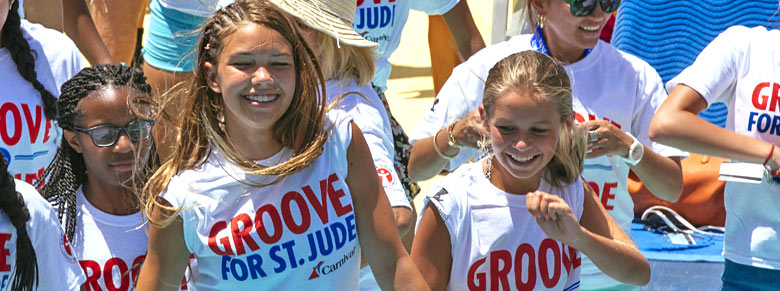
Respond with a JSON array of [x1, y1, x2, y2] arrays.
[[451, 108, 489, 149], [525, 191, 583, 247], [581, 120, 634, 159]]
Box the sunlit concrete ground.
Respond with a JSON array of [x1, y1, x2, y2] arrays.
[[382, 0, 493, 208]]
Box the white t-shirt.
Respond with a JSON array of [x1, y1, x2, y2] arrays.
[[157, 0, 235, 17], [667, 25, 780, 270], [160, 115, 361, 290], [71, 187, 192, 291], [353, 0, 459, 91], [72, 187, 148, 291], [326, 80, 409, 210], [0, 179, 84, 290], [0, 20, 86, 185], [417, 161, 584, 291], [410, 34, 686, 289]]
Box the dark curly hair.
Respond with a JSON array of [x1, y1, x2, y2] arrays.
[[37, 64, 157, 241], [0, 155, 38, 291], [1, 0, 58, 120]]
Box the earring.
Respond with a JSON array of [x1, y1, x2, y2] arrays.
[[538, 14, 546, 29]]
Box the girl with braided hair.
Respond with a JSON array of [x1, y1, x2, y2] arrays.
[[0, 0, 86, 185], [0, 156, 85, 290], [137, 1, 426, 289], [37, 64, 161, 290]]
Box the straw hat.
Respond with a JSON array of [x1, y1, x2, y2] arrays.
[[270, 0, 378, 48]]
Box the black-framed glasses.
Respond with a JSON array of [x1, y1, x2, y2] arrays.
[[562, 0, 621, 17], [71, 119, 154, 147]]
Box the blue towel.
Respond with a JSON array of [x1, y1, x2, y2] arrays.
[[631, 223, 724, 263], [612, 0, 780, 127]]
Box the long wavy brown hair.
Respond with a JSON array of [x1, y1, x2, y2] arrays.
[[144, 0, 328, 226]]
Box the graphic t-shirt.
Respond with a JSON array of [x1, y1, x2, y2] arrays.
[[161, 115, 361, 290], [0, 180, 84, 290], [417, 161, 584, 291], [72, 187, 148, 291], [353, 0, 459, 91], [0, 20, 86, 185], [668, 25, 780, 270], [409, 34, 686, 289], [71, 187, 192, 291], [326, 80, 409, 209]]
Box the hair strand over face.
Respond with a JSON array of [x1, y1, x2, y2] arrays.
[[482, 51, 586, 188], [145, 0, 329, 227]]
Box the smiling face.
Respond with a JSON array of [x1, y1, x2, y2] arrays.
[[64, 86, 152, 188], [483, 90, 569, 183], [205, 22, 296, 140], [533, 0, 611, 61]]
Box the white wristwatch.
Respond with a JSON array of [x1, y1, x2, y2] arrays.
[[620, 132, 644, 166]]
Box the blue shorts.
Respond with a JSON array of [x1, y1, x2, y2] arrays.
[[142, 0, 209, 72], [721, 259, 780, 290]]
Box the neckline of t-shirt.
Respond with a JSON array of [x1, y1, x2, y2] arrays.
[[76, 186, 144, 227], [564, 40, 603, 71], [472, 159, 559, 204]]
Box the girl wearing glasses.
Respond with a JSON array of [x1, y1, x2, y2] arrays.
[[38, 64, 161, 290], [1, 0, 86, 185], [407, 0, 684, 289], [650, 23, 780, 289], [136, 1, 426, 289]]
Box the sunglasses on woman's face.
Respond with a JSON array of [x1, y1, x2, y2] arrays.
[[562, 0, 621, 17], [71, 119, 154, 147]]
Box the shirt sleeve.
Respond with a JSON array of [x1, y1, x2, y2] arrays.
[[632, 61, 688, 158], [18, 182, 85, 290], [410, 0, 459, 15], [409, 56, 488, 170], [337, 90, 411, 210], [666, 26, 747, 107]]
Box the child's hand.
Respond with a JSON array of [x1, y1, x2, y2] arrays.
[[581, 120, 633, 159], [526, 191, 583, 247]]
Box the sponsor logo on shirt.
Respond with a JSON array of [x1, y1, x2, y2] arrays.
[[307, 244, 358, 280], [377, 167, 394, 184], [60, 231, 77, 263], [466, 238, 580, 290], [208, 173, 358, 281], [748, 82, 780, 136]]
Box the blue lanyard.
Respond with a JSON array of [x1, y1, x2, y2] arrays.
[[530, 26, 592, 58]]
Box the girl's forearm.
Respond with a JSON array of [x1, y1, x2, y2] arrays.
[[572, 227, 650, 286]]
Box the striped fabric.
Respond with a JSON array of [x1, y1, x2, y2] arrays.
[[612, 0, 780, 127]]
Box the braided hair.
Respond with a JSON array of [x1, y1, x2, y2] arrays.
[[0, 156, 39, 291], [37, 64, 156, 241], [1, 0, 58, 119]]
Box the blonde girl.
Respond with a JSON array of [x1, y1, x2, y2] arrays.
[[411, 51, 650, 290]]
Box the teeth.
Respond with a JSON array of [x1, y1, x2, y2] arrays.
[[580, 25, 601, 31], [510, 154, 534, 163], [245, 94, 277, 102]]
